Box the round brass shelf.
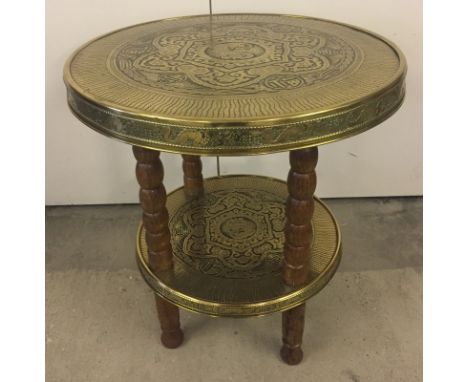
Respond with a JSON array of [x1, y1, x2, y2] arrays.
[[65, 13, 406, 156], [136, 175, 342, 317]]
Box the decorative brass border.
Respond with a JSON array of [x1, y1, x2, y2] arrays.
[[67, 79, 404, 156]]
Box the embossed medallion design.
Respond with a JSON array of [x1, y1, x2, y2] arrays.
[[112, 22, 359, 95], [170, 189, 287, 278]]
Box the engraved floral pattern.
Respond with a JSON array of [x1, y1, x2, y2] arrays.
[[113, 22, 358, 95], [170, 189, 286, 278]]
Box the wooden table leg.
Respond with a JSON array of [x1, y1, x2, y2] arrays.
[[155, 295, 183, 349], [281, 303, 306, 365], [182, 155, 204, 196], [280, 147, 318, 365], [133, 146, 184, 349]]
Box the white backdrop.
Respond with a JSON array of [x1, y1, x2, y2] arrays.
[[45, 0, 422, 205]]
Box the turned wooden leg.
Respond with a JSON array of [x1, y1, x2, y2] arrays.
[[281, 304, 306, 365], [182, 155, 204, 196], [280, 147, 318, 365], [133, 146, 184, 349], [155, 295, 184, 349]]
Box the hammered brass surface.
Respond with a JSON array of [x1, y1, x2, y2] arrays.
[[64, 14, 406, 155], [136, 176, 342, 317]]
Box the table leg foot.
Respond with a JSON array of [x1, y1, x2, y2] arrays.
[[280, 303, 305, 365], [155, 295, 184, 349], [280, 346, 303, 366]]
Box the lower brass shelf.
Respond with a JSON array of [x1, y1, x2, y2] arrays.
[[136, 175, 342, 317]]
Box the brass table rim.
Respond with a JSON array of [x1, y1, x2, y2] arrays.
[[67, 89, 405, 156], [65, 13, 406, 155], [135, 175, 342, 317]]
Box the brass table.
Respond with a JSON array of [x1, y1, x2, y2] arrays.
[[64, 14, 406, 365]]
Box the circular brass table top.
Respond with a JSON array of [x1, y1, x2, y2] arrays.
[[136, 175, 342, 317], [64, 13, 406, 155]]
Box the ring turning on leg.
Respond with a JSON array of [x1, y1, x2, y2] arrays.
[[133, 146, 184, 348], [281, 147, 318, 365]]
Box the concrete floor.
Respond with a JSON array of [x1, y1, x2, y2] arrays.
[[46, 197, 422, 382]]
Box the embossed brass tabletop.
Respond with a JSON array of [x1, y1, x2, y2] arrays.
[[64, 13, 406, 365], [64, 13, 405, 155]]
